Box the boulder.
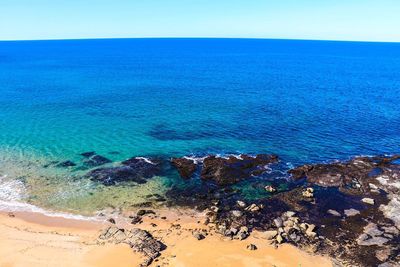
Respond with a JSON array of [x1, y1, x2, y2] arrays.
[[171, 157, 197, 178], [200, 154, 278, 185]]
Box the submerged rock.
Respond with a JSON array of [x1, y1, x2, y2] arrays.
[[80, 151, 96, 158], [171, 157, 197, 178], [200, 154, 278, 186], [84, 155, 112, 167], [55, 160, 76, 167], [86, 157, 162, 185]]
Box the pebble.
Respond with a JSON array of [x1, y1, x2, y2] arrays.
[[327, 209, 341, 217], [193, 232, 205, 240], [362, 198, 375, 205], [344, 208, 360, 217], [247, 244, 257, 250]]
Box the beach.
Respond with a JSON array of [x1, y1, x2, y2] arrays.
[[0, 210, 333, 267]]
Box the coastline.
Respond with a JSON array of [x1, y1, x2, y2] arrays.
[[0, 209, 332, 267]]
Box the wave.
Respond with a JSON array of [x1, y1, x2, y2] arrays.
[[0, 174, 96, 221]]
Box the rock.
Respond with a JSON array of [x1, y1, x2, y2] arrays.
[[362, 198, 375, 205], [376, 248, 393, 262], [382, 226, 399, 235], [273, 217, 283, 228], [56, 160, 76, 167], [265, 185, 276, 193], [247, 244, 257, 250], [276, 234, 283, 244], [7, 212, 15, 218], [86, 157, 162, 185], [171, 157, 197, 178], [108, 218, 116, 224], [137, 209, 155, 216], [289, 155, 400, 188], [245, 204, 260, 212], [302, 187, 314, 198], [193, 232, 205, 240], [305, 229, 317, 238], [357, 234, 389, 246], [237, 226, 249, 240], [237, 200, 247, 208], [284, 211, 296, 218], [264, 230, 278, 240], [231, 210, 243, 217], [130, 216, 142, 224], [327, 209, 341, 217], [344, 208, 360, 217], [84, 155, 112, 167], [200, 154, 278, 185], [99, 226, 165, 267]]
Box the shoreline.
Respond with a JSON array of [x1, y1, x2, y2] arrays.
[[0, 209, 333, 267]]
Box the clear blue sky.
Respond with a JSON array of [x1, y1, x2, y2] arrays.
[[1, 0, 399, 42]]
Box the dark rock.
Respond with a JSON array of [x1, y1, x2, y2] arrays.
[[84, 155, 112, 167], [80, 151, 96, 158], [86, 157, 162, 185], [108, 218, 116, 224], [201, 154, 278, 185], [247, 244, 257, 250], [171, 157, 197, 178], [56, 160, 76, 167], [130, 216, 142, 224], [193, 232, 205, 240]]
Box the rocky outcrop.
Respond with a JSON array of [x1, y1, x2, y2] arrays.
[[171, 157, 197, 178], [98, 226, 165, 267], [200, 154, 278, 185], [289, 155, 399, 187]]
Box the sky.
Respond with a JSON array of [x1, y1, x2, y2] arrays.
[[0, 0, 399, 42]]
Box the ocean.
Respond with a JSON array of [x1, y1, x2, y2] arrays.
[[0, 38, 399, 215]]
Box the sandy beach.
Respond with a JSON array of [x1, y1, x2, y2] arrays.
[[0, 210, 333, 267]]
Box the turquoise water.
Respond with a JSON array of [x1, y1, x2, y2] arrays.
[[0, 38, 399, 214]]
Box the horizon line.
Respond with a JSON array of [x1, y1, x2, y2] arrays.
[[0, 36, 399, 44]]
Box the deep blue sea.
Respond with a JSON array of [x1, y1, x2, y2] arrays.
[[0, 38, 399, 215]]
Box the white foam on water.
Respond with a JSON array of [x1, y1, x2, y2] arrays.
[[135, 157, 156, 165], [183, 155, 206, 164], [0, 175, 97, 221]]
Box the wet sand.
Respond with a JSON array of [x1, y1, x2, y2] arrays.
[[0, 210, 332, 267]]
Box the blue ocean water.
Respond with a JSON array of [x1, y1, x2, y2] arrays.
[[0, 38, 399, 214]]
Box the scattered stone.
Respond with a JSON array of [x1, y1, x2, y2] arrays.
[[265, 185, 276, 193], [193, 232, 205, 240], [265, 230, 278, 240], [245, 203, 260, 212], [362, 198, 375, 205], [375, 248, 393, 262], [276, 234, 283, 244], [273, 217, 283, 228], [302, 187, 314, 198], [327, 209, 341, 217], [108, 218, 116, 224], [130, 216, 142, 224], [236, 226, 249, 240], [237, 200, 247, 208], [344, 208, 360, 217], [247, 244, 257, 250], [231, 210, 243, 217], [7, 212, 15, 218]]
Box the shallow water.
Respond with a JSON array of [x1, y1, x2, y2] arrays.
[[0, 38, 399, 215]]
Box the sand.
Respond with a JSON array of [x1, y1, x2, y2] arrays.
[[0, 210, 333, 267]]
